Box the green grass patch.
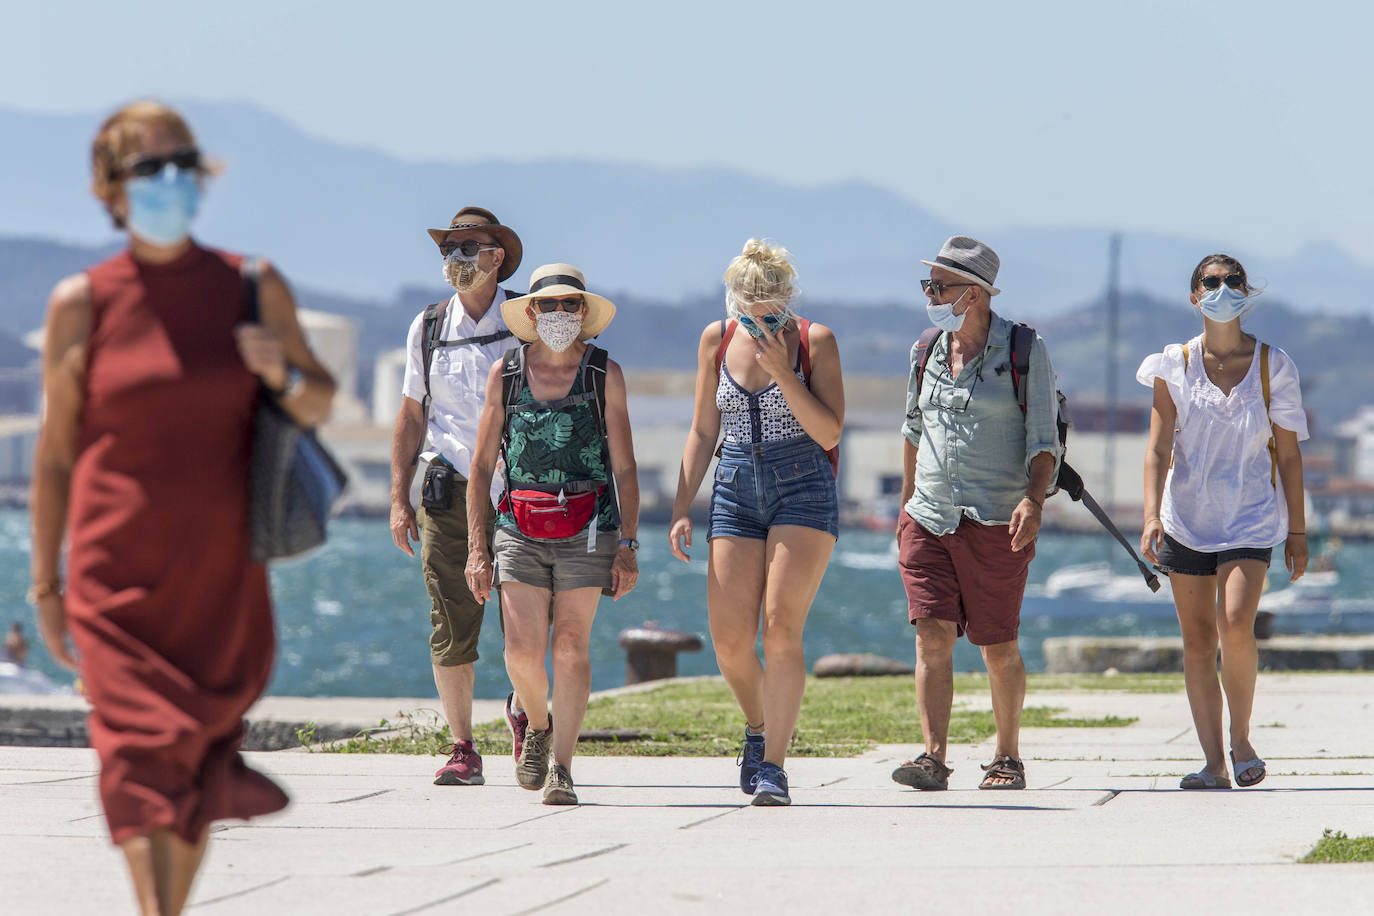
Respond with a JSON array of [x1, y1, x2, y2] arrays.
[[1301, 830, 1374, 863], [305, 675, 1137, 757]]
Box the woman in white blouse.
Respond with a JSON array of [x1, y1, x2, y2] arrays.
[[1137, 254, 1308, 791]]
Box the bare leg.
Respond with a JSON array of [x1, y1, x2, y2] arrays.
[[981, 639, 1026, 765], [432, 662, 475, 741], [758, 526, 835, 766], [914, 618, 958, 762], [502, 581, 554, 730], [547, 587, 602, 768], [1171, 573, 1227, 778], [1216, 559, 1269, 777], [120, 827, 210, 916], [707, 537, 768, 729]]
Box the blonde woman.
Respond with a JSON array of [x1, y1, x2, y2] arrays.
[[30, 101, 334, 915], [669, 239, 844, 806]]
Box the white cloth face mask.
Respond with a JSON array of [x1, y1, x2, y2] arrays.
[[535, 310, 583, 352], [926, 288, 969, 332]]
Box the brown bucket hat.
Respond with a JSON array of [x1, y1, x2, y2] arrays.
[[426, 205, 523, 282]]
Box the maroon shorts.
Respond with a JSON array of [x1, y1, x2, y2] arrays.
[[897, 512, 1034, 646]]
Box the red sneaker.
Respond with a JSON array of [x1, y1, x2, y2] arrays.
[[433, 740, 484, 786], [505, 692, 529, 761]]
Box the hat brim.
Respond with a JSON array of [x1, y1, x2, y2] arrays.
[[501, 286, 617, 343], [427, 225, 523, 282], [921, 260, 1000, 296]]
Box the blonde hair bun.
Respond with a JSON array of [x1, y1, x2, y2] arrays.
[[724, 237, 798, 304]]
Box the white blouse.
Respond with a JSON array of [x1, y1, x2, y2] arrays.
[[1136, 337, 1308, 552]]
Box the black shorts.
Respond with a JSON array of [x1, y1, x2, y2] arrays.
[[1155, 533, 1272, 577]]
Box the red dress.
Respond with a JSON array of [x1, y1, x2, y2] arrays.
[[66, 243, 288, 845]]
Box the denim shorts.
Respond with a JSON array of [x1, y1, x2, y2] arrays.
[[1155, 533, 1272, 577], [708, 436, 839, 540]]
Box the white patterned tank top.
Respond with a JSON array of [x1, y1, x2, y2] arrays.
[[716, 343, 809, 444]]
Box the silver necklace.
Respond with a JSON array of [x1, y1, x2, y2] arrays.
[[1203, 340, 1246, 371]]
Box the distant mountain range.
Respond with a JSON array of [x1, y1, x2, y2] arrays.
[[2, 235, 1367, 433], [2, 101, 1372, 315]]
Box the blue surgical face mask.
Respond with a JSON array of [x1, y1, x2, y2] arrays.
[[926, 288, 969, 332], [1196, 283, 1253, 323], [124, 167, 201, 246], [738, 310, 789, 338]]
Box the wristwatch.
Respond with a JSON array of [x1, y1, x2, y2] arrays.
[[272, 367, 306, 400], [618, 538, 639, 552]]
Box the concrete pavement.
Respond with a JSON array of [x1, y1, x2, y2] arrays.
[[2, 672, 1373, 914]]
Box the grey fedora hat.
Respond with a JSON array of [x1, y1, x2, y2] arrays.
[[921, 235, 1001, 296]]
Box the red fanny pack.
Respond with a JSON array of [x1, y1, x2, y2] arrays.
[[499, 487, 604, 539]]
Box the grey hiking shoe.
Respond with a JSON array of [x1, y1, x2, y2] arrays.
[[516, 724, 552, 790], [543, 763, 578, 806]]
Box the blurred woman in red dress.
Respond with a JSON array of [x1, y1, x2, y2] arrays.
[[29, 101, 335, 916]]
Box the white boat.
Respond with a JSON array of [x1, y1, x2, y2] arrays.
[[0, 661, 71, 696], [1038, 562, 1174, 604]]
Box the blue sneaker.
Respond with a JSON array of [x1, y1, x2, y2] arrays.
[[736, 729, 765, 795], [750, 762, 790, 806]]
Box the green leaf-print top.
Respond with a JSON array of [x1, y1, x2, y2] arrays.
[[498, 349, 617, 533]]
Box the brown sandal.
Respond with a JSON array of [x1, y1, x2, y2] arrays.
[[892, 752, 952, 790], [979, 755, 1026, 790]]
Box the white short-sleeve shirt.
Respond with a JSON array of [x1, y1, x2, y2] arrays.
[[401, 291, 516, 506], [1136, 336, 1308, 552]]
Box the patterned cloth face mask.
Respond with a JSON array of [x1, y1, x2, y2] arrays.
[[442, 248, 492, 292], [727, 290, 793, 338], [535, 310, 583, 352]]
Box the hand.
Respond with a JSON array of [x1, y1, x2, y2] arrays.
[[465, 550, 494, 603], [1285, 533, 1309, 583], [895, 509, 909, 544], [610, 547, 639, 600], [34, 594, 79, 672], [668, 515, 693, 562], [1140, 517, 1165, 565], [1008, 498, 1042, 552], [390, 500, 419, 557], [753, 323, 792, 381], [234, 324, 287, 391]]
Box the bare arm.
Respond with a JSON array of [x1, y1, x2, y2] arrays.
[[759, 322, 844, 450], [29, 274, 91, 670], [388, 395, 425, 556], [1009, 451, 1056, 552], [463, 362, 507, 602], [668, 324, 724, 561], [1273, 426, 1307, 582], [234, 261, 336, 427], [1140, 379, 1177, 564], [603, 360, 640, 599]]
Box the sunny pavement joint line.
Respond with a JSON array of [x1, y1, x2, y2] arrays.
[[439, 841, 532, 866], [381, 877, 502, 916], [188, 876, 290, 908], [1092, 789, 1121, 805], [498, 806, 581, 829], [678, 805, 750, 829], [538, 842, 629, 868], [508, 878, 610, 916], [328, 788, 393, 804]]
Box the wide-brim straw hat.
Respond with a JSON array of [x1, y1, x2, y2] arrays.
[[502, 263, 617, 343], [426, 205, 522, 282], [921, 235, 1001, 296]]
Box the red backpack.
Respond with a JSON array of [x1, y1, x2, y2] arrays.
[[714, 318, 840, 477]]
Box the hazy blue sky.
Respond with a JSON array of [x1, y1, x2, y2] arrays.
[[3, 0, 1370, 264]]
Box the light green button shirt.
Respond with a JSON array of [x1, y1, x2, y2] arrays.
[[901, 311, 1063, 536]]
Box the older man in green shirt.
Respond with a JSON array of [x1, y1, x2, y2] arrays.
[[892, 236, 1062, 792]]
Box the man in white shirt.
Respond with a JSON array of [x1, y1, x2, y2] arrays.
[[390, 206, 525, 786]]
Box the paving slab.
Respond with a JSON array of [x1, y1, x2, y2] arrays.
[[2, 673, 1373, 914]]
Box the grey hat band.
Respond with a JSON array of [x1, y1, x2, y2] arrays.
[[530, 274, 586, 293], [934, 255, 994, 286]]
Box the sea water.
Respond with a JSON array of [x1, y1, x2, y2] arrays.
[[3, 511, 1371, 698]]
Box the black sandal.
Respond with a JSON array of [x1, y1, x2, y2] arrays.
[[979, 755, 1026, 790], [891, 752, 952, 790]]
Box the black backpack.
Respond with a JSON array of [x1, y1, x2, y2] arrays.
[[912, 324, 1159, 592]]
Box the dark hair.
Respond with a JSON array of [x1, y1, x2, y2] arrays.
[[1189, 253, 1249, 294]]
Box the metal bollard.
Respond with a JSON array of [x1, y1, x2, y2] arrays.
[[617, 622, 703, 685]]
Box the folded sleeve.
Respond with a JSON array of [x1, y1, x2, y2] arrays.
[[901, 341, 923, 447], [1024, 333, 1064, 480], [399, 310, 428, 404], [1266, 345, 1309, 440], [1136, 342, 1189, 426]]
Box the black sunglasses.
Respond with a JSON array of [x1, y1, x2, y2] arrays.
[[1200, 273, 1245, 291], [112, 148, 201, 180], [533, 296, 584, 314], [920, 279, 976, 297], [439, 239, 497, 258]]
